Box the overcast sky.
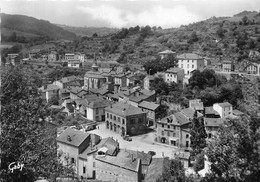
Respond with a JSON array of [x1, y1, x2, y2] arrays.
[[1, 0, 260, 28]]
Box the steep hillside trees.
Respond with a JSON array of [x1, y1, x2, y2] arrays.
[[0, 66, 71, 181]]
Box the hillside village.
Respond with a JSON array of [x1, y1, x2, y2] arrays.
[[1, 10, 260, 182]]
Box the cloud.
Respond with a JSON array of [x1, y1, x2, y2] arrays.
[[78, 4, 201, 28]]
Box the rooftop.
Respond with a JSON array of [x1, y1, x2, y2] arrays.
[[117, 149, 152, 166], [215, 102, 232, 108], [165, 67, 184, 74], [39, 84, 59, 92], [232, 109, 244, 116], [56, 128, 89, 147], [138, 101, 159, 111], [96, 137, 119, 156], [204, 118, 224, 127], [145, 158, 166, 182], [96, 155, 141, 172], [177, 53, 203, 60], [105, 102, 146, 117], [180, 108, 196, 118], [158, 50, 176, 54], [205, 107, 220, 115], [87, 99, 113, 109]]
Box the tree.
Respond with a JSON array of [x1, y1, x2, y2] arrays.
[[216, 27, 225, 39], [206, 115, 260, 182], [150, 76, 169, 96], [188, 31, 199, 43], [242, 16, 249, 25], [0, 67, 71, 181], [92, 32, 98, 37], [156, 158, 186, 182], [190, 113, 207, 157]]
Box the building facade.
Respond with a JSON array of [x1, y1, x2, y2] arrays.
[[177, 53, 204, 75], [105, 102, 147, 136], [165, 67, 184, 84]]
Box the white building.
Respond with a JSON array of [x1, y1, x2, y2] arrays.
[[213, 102, 232, 118], [177, 53, 205, 75], [165, 67, 184, 84], [158, 50, 176, 59]]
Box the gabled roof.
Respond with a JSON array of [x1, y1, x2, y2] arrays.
[[204, 118, 224, 127], [180, 108, 196, 118], [96, 155, 141, 172], [217, 102, 232, 108], [205, 107, 220, 115], [96, 137, 119, 156], [56, 128, 89, 147], [158, 50, 176, 54], [138, 101, 159, 111], [158, 114, 179, 125], [232, 109, 244, 116], [177, 53, 203, 60], [60, 75, 81, 83], [165, 67, 184, 74], [105, 102, 146, 117], [39, 84, 59, 92], [173, 112, 191, 126], [87, 99, 112, 109]]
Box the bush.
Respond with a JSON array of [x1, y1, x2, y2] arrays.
[[193, 153, 205, 172]]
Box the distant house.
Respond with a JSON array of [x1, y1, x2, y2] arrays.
[[29, 49, 41, 59], [245, 62, 260, 75], [158, 50, 176, 60], [143, 75, 155, 90], [53, 75, 84, 89], [6, 53, 21, 66], [68, 60, 82, 68], [165, 67, 185, 84], [213, 102, 232, 118], [38, 84, 60, 102], [189, 99, 204, 113], [222, 60, 234, 72], [105, 102, 147, 136], [138, 101, 160, 127], [48, 51, 58, 61], [84, 63, 107, 90], [177, 53, 205, 75], [114, 73, 127, 91], [204, 117, 224, 139]]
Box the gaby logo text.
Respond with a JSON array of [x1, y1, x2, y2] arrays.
[[8, 162, 25, 173]]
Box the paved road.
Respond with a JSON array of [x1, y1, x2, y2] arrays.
[[88, 123, 180, 158]]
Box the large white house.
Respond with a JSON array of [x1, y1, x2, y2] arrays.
[[177, 53, 205, 75], [213, 102, 232, 118]]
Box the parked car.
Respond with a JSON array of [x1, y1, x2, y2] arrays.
[[148, 151, 156, 156], [123, 135, 132, 141]]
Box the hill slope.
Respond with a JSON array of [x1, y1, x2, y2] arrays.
[[1, 13, 77, 40]]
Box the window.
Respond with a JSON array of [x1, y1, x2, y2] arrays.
[[173, 126, 176, 129], [187, 71, 189, 74], [186, 134, 189, 138], [110, 114, 112, 119], [186, 141, 189, 148], [168, 125, 170, 129], [161, 131, 164, 135], [93, 162, 95, 167], [107, 113, 109, 118], [187, 64, 189, 68], [83, 167, 86, 174], [118, 117, 121, 122], [162, 124, 164, 128], [122, 119, 125, 125], [130, 119, 134, 124], [95, 116, 99, 121], [171, 140, 176, 146], [114, 116, 116, 121], [167, 131, 170, 136], [208, 133, 212, 138], [181, 64, 183, 68], [138, 118, 142, 123], [71, 157, 75, 164], [192, 65, 194, 68], [192, 60, 194, 63]]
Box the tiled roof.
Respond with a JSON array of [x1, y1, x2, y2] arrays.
[[166, 67, 183, 74], [177, 53, 203, 60], [105, 102, 146, 117], [158, 50, 176, 54], [129, 94, 149, 103], [158, 114, 179, 125], [84, 71, 105, 78], [217, 102, 232, 107], [145, 75, 155, 80], [232, 109, 244, 116], [39, 84, 59, 92], [205, 107, 219, 115], [173, 112, 191, 125], [117, 149, 152, 166], [138, 101, 159, 111], [180, 108, 196, 118], [87, 99, 112, 109], [140, 89, 155, 96], [60, 76, 80, 83], [204, 118, 224, 127], [145, 158, 166, 182], [89, 88, 110, 96], [57, 128, 89, 147], [189, 100, 204, 110], [96, 137, 119, 156], [96, 155, 141, 172]]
